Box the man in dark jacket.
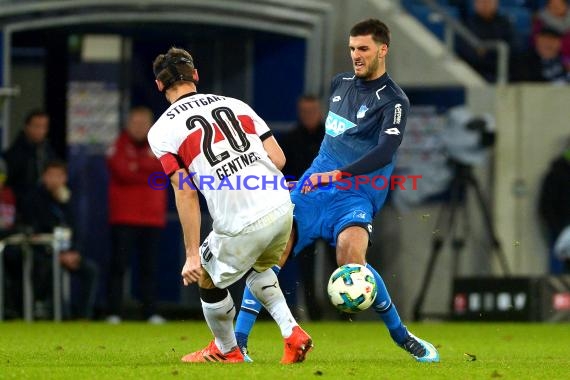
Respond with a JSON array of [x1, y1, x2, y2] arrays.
[[278, 95, 334, 320], [0, 158, 20, 318], [456, 0, 516, 82], [3, 110, 58, 209], [280, 95, 326, 179], [514, 27, 570, 83], [22, 160, 98, 319]]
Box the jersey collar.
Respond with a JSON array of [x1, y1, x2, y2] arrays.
[[355, 72, 389, 90], [174, 91, 198, 103]]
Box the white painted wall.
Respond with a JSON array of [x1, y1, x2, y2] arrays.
[[369, 84, 570, 320], [8, 63, 45, 144], [495, 85, 570, 275]]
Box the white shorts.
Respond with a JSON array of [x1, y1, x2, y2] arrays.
[[200, 201, 293, 289]]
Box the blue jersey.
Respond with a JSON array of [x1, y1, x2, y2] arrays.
[[310, 72, 410, 214], [290, 72, 409, 254]]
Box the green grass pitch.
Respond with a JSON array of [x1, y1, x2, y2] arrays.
[[1, 321, 569, 379]]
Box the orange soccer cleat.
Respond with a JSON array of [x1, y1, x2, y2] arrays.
[[281, 326, 314, 364], [181, 340, 245, 363]]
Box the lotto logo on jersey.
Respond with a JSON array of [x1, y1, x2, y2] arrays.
[[325, 111, 356, 137]]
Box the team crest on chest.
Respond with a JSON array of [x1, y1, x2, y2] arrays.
[[357, 105, 368, 119]]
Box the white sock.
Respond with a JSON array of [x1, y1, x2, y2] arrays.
[[201, 292, 237, 354], [246, 269, 297, 338]]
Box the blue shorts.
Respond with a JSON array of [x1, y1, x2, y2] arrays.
[[290, 185, 374, 256]]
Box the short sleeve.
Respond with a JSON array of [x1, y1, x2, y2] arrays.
[[147, 124, 185, 176], [234, 100, 273, 141]]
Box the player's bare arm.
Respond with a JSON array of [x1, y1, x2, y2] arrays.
[[262, 136, 286, 170], [170, 167, 202, 285]]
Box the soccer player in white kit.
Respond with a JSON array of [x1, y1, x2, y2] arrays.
[[147, 47, 312, 364]]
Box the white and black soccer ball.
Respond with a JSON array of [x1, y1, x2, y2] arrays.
[[327, 264, 377, 313]]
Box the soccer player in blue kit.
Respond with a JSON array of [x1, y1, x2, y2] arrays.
[[235, 18, 439, 363]]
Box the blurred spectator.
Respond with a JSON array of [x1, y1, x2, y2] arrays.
[[3, 110, 58, 209], [281, 95, 325, 179], [22, 160, 99, 319], [0, 158, 20, 318], [456, 0, 516, 82], [539, 142, 570, 273], [532, 0, 570, 69], [0, 159, 16, 238], [514, 27, 570, 82], [279, 95, 334, 320], [106, 106, 167, 324]]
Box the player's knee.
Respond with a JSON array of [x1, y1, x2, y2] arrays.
[[336, 226, 368, 265]]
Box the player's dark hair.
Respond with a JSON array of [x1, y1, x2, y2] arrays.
[[43, 159, 67, 174], [350, 19, 390, 47], [152, 47, 197, 92], [24, 109, 49, 126]]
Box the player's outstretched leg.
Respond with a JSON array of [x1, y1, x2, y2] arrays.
[[181, 287, 244, 363], [245, 268, 313, 364], [235, 265, 280, 361], [366, 264, 439, 363]]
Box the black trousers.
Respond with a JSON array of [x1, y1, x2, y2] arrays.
[[297, 241, 336, 320], [4, 247, 98, 319], [107, 225, 162, 318]]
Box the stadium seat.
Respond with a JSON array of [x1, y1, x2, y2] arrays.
[[406, 4, 460, 41], [500, 6, 532, 51], [499, 0, 530, 7], [466, 1, 537, 15], [458, 3, 532, 52], [401, 0, 449, 8]]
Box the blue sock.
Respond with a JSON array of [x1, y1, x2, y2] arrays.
[[366, 263, 409, 345], [235, 265, 281, 348]]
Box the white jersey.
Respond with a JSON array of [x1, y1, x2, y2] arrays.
[[148, 92, 291, 236]]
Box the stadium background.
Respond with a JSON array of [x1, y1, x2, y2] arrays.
[[0, 0, 568, 322]]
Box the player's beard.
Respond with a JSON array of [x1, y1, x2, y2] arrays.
[[355, 56, 380, 81]]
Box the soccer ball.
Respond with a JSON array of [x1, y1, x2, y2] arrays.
[[327, 264, 377, 313]]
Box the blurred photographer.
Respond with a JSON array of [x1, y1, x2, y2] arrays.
[[539, 140, 570, 273]]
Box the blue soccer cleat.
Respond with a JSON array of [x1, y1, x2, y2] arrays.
[[399, 332, 440, 363], [238, 344, 253, 363]]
